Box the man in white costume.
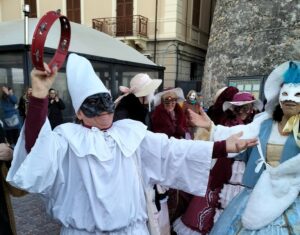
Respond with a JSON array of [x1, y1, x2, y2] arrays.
[[7, 54, 256, 235]]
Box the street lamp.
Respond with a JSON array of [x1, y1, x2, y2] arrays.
[[23, 4, 30, 87], [23, 4, 30, 45]]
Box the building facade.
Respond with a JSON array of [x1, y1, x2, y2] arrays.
[[201, 0, 300, 107], [0, 0, 216, 94], [92, 0, 216, 92]]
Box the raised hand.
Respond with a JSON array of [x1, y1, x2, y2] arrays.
[[31, 63, 58, 99], [225, 131, 258, 153], [187, 108, 212, 130], [0, 143, 13, 161], [2, 86, 9, 95]]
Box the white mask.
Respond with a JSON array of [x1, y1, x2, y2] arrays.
[[279, 83, 300, 103], [189, 92, 196, 101]]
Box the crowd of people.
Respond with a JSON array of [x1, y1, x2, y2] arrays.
[[0, 85, 66, 235], [0, 85, 66, 145], [0, 54, 300, 235]]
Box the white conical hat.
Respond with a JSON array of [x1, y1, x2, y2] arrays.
[[67, 53, 109, 113]]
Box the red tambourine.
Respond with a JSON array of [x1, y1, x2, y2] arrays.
[[31, 10, 71, 73]]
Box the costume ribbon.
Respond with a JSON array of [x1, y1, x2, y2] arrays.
[[283, 114, 300, 147], [254, 139, 271, 173], [114, 86, 135, 104]]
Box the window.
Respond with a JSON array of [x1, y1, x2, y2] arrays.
[[116, 0, 133, 36], [0, 52, 26, 102], [24, 0, 37, 18], [227, 76, 267, 100], [190, 62, 197, 80], [192, 0, 201, 27], [67, 0, 81, 23], [190, 62, 204, 80]]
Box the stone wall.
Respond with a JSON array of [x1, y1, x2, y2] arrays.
[[202, 0, 300, 106]]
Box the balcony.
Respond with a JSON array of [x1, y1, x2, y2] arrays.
[[92, 15, 148, 38]]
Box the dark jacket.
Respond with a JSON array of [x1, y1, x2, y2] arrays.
[[114, 94, 151, 128], [18, 96, 27, 119], [48, 98, 65, 129], [0, 124, 26, 235]]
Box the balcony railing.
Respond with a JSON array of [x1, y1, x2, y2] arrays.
[[92, 15, 148, 38]]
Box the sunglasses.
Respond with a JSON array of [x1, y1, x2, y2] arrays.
[[163, 96, 177, 104], [234, 104, 253, 113]]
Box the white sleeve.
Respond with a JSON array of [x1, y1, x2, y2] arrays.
[[139, 131, 213, 196], [212, 112, 270, 141], [7, 119, 68, 194]]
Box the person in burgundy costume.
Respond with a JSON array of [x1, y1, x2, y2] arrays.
[[207, 86, 239, 126], [222, 92, 263, 127], [151, 92, 187, 139], [151, 88, 190, 233], [173, 86, 239, 235]]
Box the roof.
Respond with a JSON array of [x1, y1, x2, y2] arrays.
[[0, 18, 156, 66]]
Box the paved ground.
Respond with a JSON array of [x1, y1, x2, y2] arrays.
[[11, 193, 61, 235]]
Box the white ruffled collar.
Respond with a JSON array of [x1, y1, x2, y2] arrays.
[[55, 119, 147, 161]]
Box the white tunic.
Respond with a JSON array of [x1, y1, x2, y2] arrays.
[[7, 119, 213, 235]]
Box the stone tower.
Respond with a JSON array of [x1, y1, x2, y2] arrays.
[[202, 0, 300, 106]]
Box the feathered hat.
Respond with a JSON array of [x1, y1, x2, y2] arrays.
[[264, 61, 300, 114], [223, 92, 263, 112]]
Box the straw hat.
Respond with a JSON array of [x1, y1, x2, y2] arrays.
[[119, 73, 162, 97], [153, 87, 185, 107], [223, 92, 263, 112]]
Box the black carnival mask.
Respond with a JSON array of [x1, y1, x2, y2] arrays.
[[80, 93, 115, 118]]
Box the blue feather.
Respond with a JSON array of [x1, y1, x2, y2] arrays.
[[283, 61, 300, 84]]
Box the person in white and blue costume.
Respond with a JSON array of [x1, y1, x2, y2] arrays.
[[208, 61, 300, 234]]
